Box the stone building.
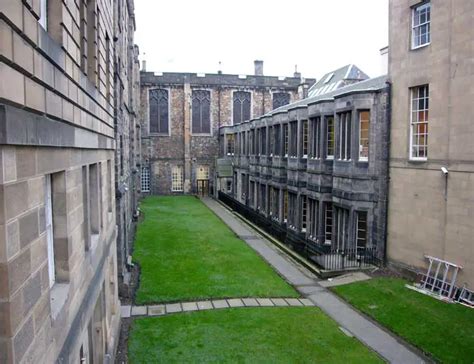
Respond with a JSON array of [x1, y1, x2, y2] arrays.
[[218, 75, 390, 272], [139, 61, 315, 196], [387, 0, 474, 288], [0, 0, 139, 362], [114, 0, 141, 293]]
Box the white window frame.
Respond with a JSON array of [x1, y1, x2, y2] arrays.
[[355, 211, 368, 251], [337, 112, 351, 161], [39, 0, 48, 30], [302, 120, 309, 159], [45, 175, 55, 287], [171, 166, 184, 192], [358, 110, 370, 161], [326, 116, 335, 160], [410, 85, 429, 161], [226, 134, 235, 156], [411, 2, 431, 50], [301, 195, 307, 233], [324, 203, 333, 245], [141, 166, 150, 192]]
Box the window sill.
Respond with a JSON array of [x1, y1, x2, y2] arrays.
[[50, 283, 70, 321], [149, 133, 170, 136], [408, 158, 428, 164], [411, 42, 430, 51]]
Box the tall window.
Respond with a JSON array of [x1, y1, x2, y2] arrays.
[[149, 89, 169, 134], [308, 199, 318, 241], [301, 196, 307, 232], [192, 90, 211, 134], [270, 187, 279, 220], [283, 190, 288, 222], [171, 166, 183, 192], [260, 128, 267, 155], [310, 117, 321, 159], [39, 0, 48, 29], [273, 92, 290, 109], [412, 2, 431, 49], [335, 207, 349, 250], [45, 175, 55, 287], [326, 116, 334, 159], [226, 134, 235, 155], [359, 111, 370, 161], [324, 202, 333, 244], [337, 112, 351, 161], [356, 211, 368, 252], [274, 125, 281, 156], [302, 120, 309, 158], [288, 193, 297, 230], [410, 85, 429, 159], [249, 181, 255, 208], [141, 166, 150, 192], [258, 184, 266, 212], [289, 121, 297, 157], [283, 124, 289, 156], [233, 91, 251, 124]]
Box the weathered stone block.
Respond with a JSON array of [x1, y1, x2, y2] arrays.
[[13, 317, 34, 362], [19, 209, 39, 249]]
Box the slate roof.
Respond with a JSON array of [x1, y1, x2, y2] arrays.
[[307, 64, 370, 98], [267, 75, 388, 116]]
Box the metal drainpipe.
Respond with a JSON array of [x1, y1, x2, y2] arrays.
[[383, 80, 392, 266]]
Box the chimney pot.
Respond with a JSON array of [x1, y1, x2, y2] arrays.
[[254, 60, 263, 76]]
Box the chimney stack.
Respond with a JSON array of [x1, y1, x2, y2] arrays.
[[142, 59, 147, 72], [293, 64, 301, 79], [254, 60, 263, 76]]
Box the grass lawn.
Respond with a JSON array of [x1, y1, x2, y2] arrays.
[[332, 277, 474, 363], [128, 307, 382, 364], [133, 196, 297, 304]]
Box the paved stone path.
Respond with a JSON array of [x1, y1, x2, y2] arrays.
[[201, 197, 426, 364], [121, 297, 314, 318]]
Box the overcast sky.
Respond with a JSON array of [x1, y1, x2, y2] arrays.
[[134, 0, 389, 80]]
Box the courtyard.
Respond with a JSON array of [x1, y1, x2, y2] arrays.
[[127, 196, 385, 363]]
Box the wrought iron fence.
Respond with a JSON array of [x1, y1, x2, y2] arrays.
[[218, 192, 381, 272]]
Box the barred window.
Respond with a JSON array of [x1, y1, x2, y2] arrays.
[[356, 211, 368, 251], [171, 166, 183, 192], [302, 120, 309, 158], [324, 202, 333, 244], [149, 89, 169, 134], [412, 2, 430, 49], [192, 90, 211, 134], [359, 111, 370, 161], [410, 85, 429, 159], [288, 192, 298, 230], [301, 195, 307, 232], [272, 92, 290, 109], [141, 166, 150, 192], [283, 124, 289, 157], [233, 91, 251, 124]]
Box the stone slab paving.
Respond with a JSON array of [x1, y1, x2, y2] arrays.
[[182, 302, 199, 312], [242, 298, 259, 307], [299, 298, 314, 307], [148, 305, 165, 316], [270, 298, 289, 306], [196, 301, 213, 310], [212, 300, 229, 309], [285, 298, 304, 307], [165, 303, 182, 314], [121, 305, 131, 318], [131, 306, 147, 316], [201, 198, 426, 364], [319, 272, 372, 288], [227, 298, 245, 307], [256, 298, 274, 306]]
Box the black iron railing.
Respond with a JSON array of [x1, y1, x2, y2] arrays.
[[218, 192, 381, 272]]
